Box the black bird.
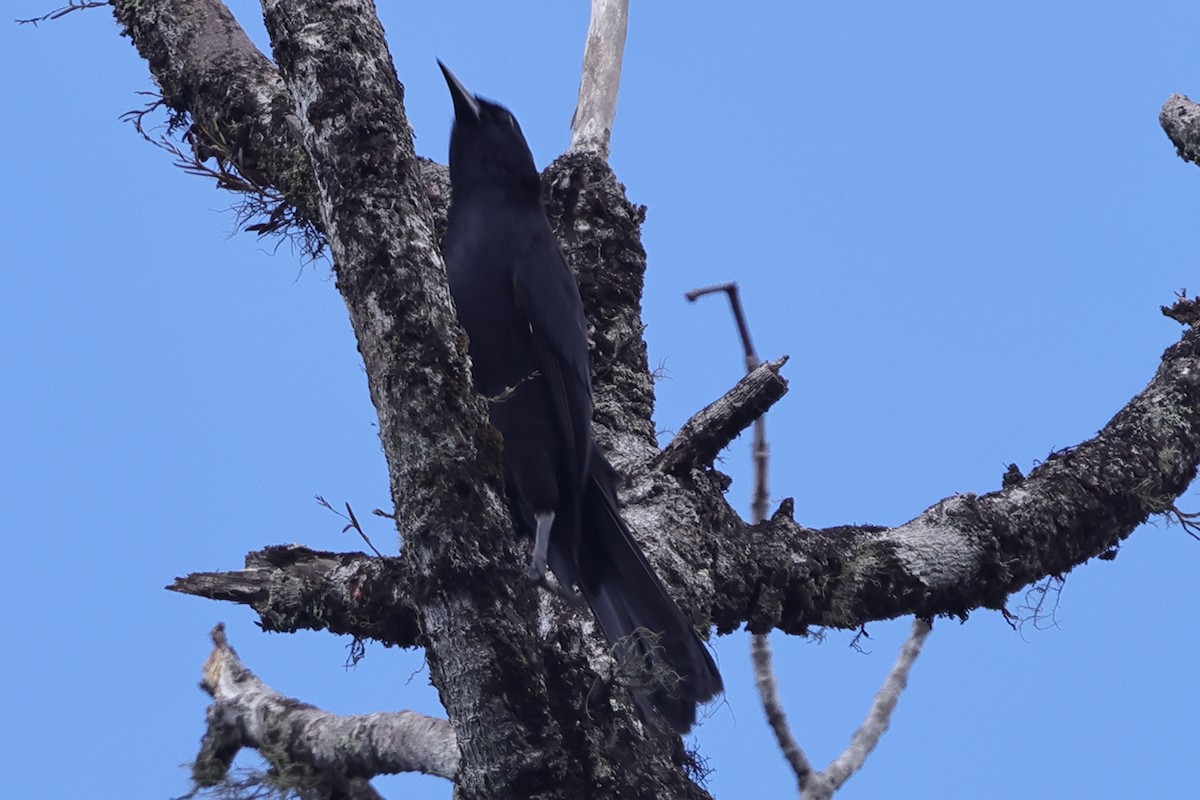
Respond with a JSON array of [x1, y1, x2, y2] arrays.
[[438, 61, 722, 732]]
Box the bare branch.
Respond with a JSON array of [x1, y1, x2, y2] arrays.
[[656, 357, 789, 477], [570, 0, 629, 157], [178, 315, 1200, 655], [688, 283, 799, 791], [110, 0, 322, 237], [314, 495, 385, 557], [689, 282, 819, 792], [1161, 289, 1200, 327], [173, 316, 1200, 666], [193, 624, 459, 792], [750, 633, 812, 793], [714, 321, 1200, 635], [168, 545, 420, 646], [1162, 504, 1200, 540], [685, 282, 770, 521], [816, 619, 932, 797], [1161, 94, 1200, 169], [16, 0, 105, 26], [682, 281, 936, 798]]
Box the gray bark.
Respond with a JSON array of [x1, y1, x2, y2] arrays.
[[194, 625, 459, 791], [656, 357, 790, 478], [570, 0, 629, 157], [113, 0, 321, 230], [1161, 93, 1200, 168]]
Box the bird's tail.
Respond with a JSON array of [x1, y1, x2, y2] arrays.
[[574, 452, 723, 733]]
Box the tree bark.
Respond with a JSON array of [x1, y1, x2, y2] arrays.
[[570, 0, 629, 157], [112, 0, 321, 229], [194, 624, 459, 790], [1161, 93, 1200, 168]]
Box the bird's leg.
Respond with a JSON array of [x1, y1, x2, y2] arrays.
[[524, 512, 581, 605], [526, 511, 554, 581]]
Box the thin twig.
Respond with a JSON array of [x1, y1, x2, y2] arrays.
[[16, 0, 105, 26], [689, 282, 808, 791], [570, 0, 629, 157], [751, 632, 813, 792], [315, 495, 384, 557], [686, 282, 769, 522], [119, 92, 324, 257], [1164, 503, 1200, 540], [819, 619, 933, 795]]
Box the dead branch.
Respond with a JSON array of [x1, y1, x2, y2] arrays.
[[173, 317, 1200, 654], [685, 282, 771, 522], [193, 624, 458, 793], [570, 0, 629, 157], [16, 0, 105, 26], [1161, 94, 1200, 169], [656, 357, 790, 477], [1161, 289, 1200, 327], [168, 545, 420, 646], [111, 0, 322, 234], [687, 282, 811, 788], [815, 619, 932, 798], [714, 320, 1200, 635], [750, 633, 812, 792]]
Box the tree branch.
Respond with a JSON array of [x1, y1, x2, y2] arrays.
[[16, 0, 106, 26], [168, 545, 419, 646], [570, 0, 629, 158], [173, 316, 1200, 655], [686, 282, 816, 791], [814, 619, 932, 798], [750, 632, 813, 793], [1161, 93, 1200, 169], [656, 357, 790, 477], [110, 0, 321, 235], [684, 281, 771, 523], [714, 321, 1200, 634], [193, 624, 459, 794]]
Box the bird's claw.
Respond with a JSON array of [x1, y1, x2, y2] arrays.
[[525, 560, 584, 606]]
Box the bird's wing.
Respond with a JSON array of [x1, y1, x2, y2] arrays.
[[512, 230, 594, 487]]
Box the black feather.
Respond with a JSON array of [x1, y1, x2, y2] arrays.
[[438, 61, 722, 732]]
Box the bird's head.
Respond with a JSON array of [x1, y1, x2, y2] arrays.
[[438, 60, 541, 200]]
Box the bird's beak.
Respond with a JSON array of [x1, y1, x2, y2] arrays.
[[438, 60, 481, 122]]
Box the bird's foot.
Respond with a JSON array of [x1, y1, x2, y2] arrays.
[[525, 558, 583, 606], [525, 554, 548, 583]]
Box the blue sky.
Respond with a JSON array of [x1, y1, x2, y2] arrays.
[[4, 3, 1199, 798]]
